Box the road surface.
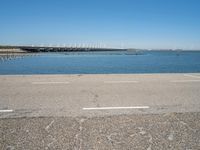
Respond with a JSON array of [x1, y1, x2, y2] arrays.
[[0, 73, 200, 149], [0, 73, 200, 117]]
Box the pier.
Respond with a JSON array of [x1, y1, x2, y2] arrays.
[[0, 45, 126, 53]]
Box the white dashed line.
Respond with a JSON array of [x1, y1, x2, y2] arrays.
[[184, 74, 200, 79], [32, 81, 69, 85], [0, 109, 13, 113], [171, 80, 200, 83], [104, 81, 138, 84], [83, 106, 149, 110]]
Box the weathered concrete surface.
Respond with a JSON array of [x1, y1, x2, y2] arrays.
[[1, 112, 200, 150], [0, 74, 200, 149], [0, 74, 200, 118]]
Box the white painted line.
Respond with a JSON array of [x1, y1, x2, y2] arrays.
[[0, 109, 13, 113], [32, 81, 69, 85], [171, 80, 200, 83], [45, 120, 55, 131], [83, 106, 149, 110], [184, 74, 200, 79], [104, 81, 138, 84]]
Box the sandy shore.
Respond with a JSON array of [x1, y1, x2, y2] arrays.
[[0, 49, 36, 60], [0, 48, 27, 54]]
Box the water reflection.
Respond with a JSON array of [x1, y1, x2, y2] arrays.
[[0, 54, 36, 62], [0, 50, 200, 75]]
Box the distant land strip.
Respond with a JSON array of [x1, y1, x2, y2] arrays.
[[1, 45, 197, 53], [0, 45, 126, 53]]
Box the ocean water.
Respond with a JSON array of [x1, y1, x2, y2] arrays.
[[0, 50, 200, 75]]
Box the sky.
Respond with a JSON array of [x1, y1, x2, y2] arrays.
[[0, 0, 200, 49]]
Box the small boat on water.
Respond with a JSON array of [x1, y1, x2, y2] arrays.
[[125, 49, 144, 55]]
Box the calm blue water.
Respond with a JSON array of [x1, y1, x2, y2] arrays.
[[0, 51, 200, 74]]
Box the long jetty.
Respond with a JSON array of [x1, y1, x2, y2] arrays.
[[0, 45, 126, 53]]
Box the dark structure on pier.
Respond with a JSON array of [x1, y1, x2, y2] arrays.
[[0, 45, 126, 53]]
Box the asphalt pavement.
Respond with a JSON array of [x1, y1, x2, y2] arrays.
[[0, 73, 200, 149]]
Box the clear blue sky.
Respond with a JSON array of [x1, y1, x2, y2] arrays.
[[0, 0, 200, 49]]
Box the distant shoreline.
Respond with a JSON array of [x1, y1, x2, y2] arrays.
[[0, 48, 28, 54], [0, 46, 200, 54]]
